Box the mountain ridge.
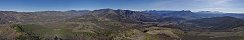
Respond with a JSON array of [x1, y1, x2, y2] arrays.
[[1, 9, 244, 40]]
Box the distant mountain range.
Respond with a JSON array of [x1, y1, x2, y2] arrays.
[[1, 9, 244, 40]]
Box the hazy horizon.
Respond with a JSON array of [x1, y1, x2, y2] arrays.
[[0, 0, 244, 13]]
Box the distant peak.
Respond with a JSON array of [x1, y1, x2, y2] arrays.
[[217, 16, 235, 18], [178, 10, 192, 12], [66, 10, 90, 12], [197, 11, 223, 13], [0, 11, 17, 12], [96, 8, 113, 10]]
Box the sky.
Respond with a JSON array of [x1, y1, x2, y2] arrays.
[[0, 0, 243, 13]]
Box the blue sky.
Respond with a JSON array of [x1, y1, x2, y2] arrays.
[[0, 0, 243, 13]]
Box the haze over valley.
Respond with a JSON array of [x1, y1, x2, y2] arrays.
[[1, 0, 244, 40]]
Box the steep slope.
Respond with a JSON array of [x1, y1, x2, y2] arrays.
[[144, 10, 203, 20], [91, 9, 162, 22], [66, 9, 185, 40], [186, 16, 244, 31]]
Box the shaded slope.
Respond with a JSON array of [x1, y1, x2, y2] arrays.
[[187, 16, 244, 30]]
